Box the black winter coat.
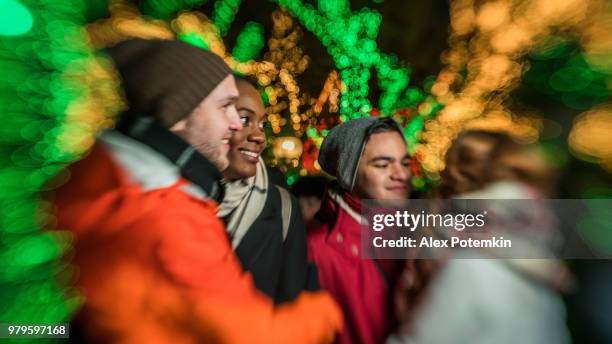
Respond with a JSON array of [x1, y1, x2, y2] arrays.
[[233, 185, 318, 304]]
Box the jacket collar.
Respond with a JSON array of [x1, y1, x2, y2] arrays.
[[112, 115, 224, 202], [99, 128, 223, 202]]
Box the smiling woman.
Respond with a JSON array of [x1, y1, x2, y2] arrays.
[[223, 76, 268, 180], [217, 75, 315, 304]]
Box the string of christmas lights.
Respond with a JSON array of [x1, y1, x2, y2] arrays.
[[262, 8, 312, 137], [416, 0, 612, 175], [265, 0, 437, 186], [0, 0, 123, 327], [232, 21, 265, 62], [141, 0, 210, 19], [270, 0, 415, 120], [212, 0, 242, 36]]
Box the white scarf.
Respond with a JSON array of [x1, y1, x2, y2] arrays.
[[218, 158, 268, 248]]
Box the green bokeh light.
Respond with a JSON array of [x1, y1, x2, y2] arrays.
[[577, 200, 612, 255], [212, 0, 242, 36], [273, 0, 414, 118], [178, 32, 210, 50], [1, 0, 92, 327], [524, 39, 611, 110], [232, 22, 265, 62], [0, 0, 34, 36], [142, 0, 210, 19]]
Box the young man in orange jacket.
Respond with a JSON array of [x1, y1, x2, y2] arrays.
[[55, 38, 341, 344]]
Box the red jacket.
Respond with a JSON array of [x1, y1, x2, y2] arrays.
[[55, 139, 342, 344], [307, 189, 401, 344]]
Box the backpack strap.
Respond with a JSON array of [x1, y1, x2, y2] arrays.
[[275, 185, 292, 242]]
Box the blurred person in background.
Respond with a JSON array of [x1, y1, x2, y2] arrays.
[[54, 38, 341, 344], [219, 75, 317, 303], [389, 130, 571, 344], [308, 117, 412, 344], [291, 174, 330, 222]]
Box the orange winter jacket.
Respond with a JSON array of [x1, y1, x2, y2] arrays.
[[54, 140, 342, 344]]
